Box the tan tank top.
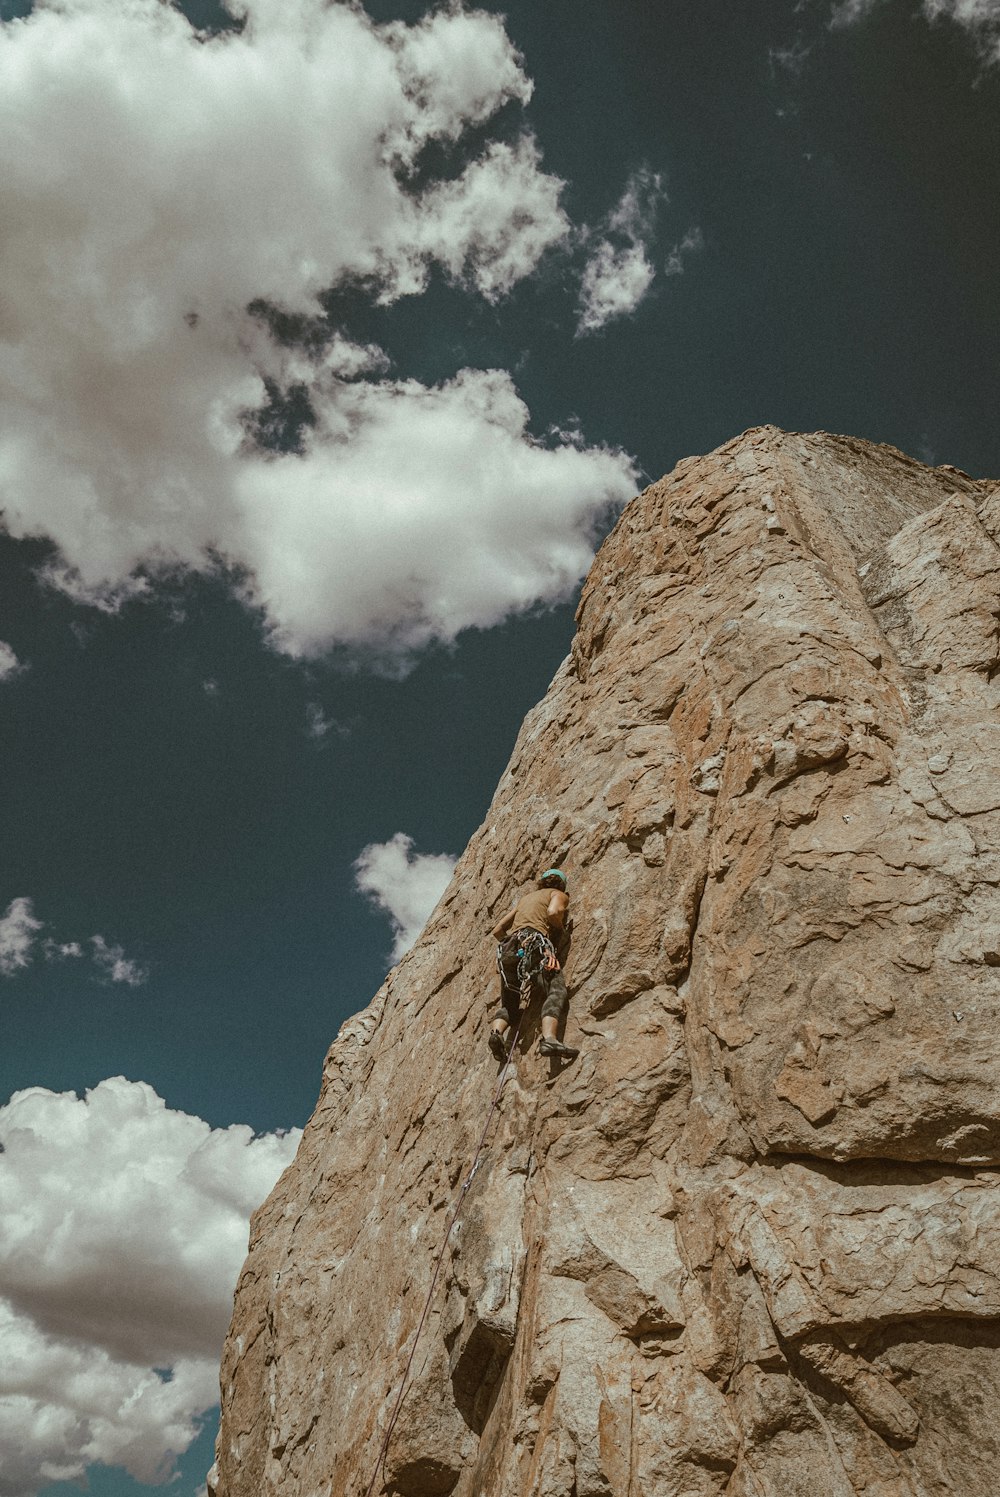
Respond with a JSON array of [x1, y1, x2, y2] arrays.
[[511, 887, 558, 937]]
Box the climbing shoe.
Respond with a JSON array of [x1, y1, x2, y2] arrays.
[[538, 1037, 579, 1061], [488, 1029, 509, 1062]]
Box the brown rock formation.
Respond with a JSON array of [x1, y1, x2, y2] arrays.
[[211, 427, 1000, 1497]]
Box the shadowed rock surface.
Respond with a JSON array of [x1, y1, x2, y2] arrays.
[[211, 427, 1000, 1497]]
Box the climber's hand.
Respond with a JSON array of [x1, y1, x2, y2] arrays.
[[544, 951, 560, 971]]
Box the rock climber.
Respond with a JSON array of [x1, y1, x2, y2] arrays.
[[487, 868, 579, 1063]]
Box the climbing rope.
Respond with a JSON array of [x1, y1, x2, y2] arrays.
[[361, 944, 549, 1497]]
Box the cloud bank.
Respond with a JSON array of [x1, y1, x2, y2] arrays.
[[354, 832, 457, 959], [0, 1077, 300, 1496], [0, 0, 637, 659]]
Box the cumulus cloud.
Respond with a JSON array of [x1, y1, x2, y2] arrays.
[[664, 227, 706, 278], [0, 899, 42, 978], [354, 833, 457, 959], [236, 369, 635, 655], [577, 169, 666, 335], [0, 0, 636, 659], [0, 643, 23, 682], [0, 1077, 300, 1496]]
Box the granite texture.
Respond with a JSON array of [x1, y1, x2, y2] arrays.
[[211, 427, 1000, 1497]]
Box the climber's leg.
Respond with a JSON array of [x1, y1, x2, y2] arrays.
[[488, 1026, 508, 1061], [488, 978, 519, 1060], [538, 969, 578, 1060]]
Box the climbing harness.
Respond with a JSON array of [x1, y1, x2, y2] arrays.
[[497, 927, 556, 999], [361, 950, 545, 1497]]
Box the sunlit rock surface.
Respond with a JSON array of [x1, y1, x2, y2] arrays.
[[212, 427, 1000, 1497]]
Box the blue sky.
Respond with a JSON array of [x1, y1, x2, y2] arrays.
[[0, 1, 997, 1494]]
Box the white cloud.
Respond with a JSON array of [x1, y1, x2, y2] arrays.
[[305, 702, 349, 742], [306, 702, 332, 740], [923, 0, 1000, 60], [354, 832, 457, 959], [829, 0, 882, 25], [90, 935, 148, 988], [576, 169, 666, 335], [664, 227, 706, 277], [769, 36, 815, 74], [830, 0, 1000, 60], [42, 940, 83, 962], [605, 173, 659, 241], [577, 243, 656, 336], [0, 1077, 300, 1496], [0, 0, 635, 659], [416, 136, 569, 302], [0, 898, 146, 986], [0, 899, 42, 977], [925, 0, 1000, 19], [236, 368, 635, 656], [0, 643, 23, 682]]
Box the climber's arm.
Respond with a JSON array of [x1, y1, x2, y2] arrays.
[[490, 906, 516, 943], [545, 890, 570, 968], [554, 914, 573, 966], [546, 890, 569, 932]]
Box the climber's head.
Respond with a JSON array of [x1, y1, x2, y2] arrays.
[[539, 868, 567, 891]]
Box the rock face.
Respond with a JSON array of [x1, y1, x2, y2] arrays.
[[212, 428, 1000, 1497]]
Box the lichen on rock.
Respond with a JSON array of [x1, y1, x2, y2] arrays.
[[211, 427, 1000, 1497]]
